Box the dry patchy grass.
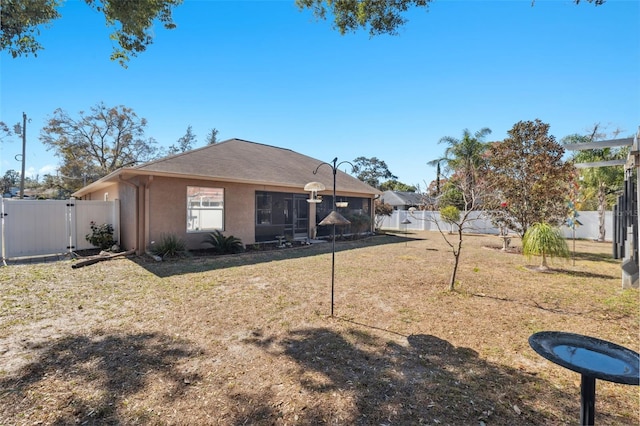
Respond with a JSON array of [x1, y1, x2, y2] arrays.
[[0, 232, 638, 425]]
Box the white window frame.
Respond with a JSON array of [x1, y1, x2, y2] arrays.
[[187, 186, 224, 232]]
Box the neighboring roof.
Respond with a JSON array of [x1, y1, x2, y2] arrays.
[[74, 139, 380, 197], [380, 190, 427, 206]]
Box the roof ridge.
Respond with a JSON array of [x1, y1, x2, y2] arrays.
[[131, 140, 224, 169], [134, 138, 299, 170], [226, 138, 296, 153]]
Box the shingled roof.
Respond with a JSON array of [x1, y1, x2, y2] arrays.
[[74, 139, 379, 196], [380, 190, 431, 207]]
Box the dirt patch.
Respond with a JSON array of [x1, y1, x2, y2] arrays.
[[1, 233, 638, 425]]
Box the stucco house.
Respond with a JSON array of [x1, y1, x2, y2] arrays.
[[73, 139, 380, 254]]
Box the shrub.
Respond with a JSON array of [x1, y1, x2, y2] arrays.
[[439, 184, 465, 210], [150, 233, 186, 258], [85, 222, 116, 250], [202, 230, 245, 254], [440, 205, 461, 224], [374, 200, 393, 230], [440, 205, 460, 234], [343, 212, 371, 236], [522, 222, 569, 270]]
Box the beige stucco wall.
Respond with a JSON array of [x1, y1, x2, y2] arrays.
[[78, 180, 139, 251], [117, 182, 139, 252], [83, 175, 376, 252], [143, 176, 260, 250]]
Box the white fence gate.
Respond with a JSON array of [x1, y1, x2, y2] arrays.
[[1, 198, 120, 261]]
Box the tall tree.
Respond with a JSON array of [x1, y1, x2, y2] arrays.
[[486, 119, 576, 237], [379, 179, 417, 192], [168, 125, 196, 154], [352, 156, 397, 189], [562, 124, 628, 241], [0, 0, 183, 66], [1, 169, 20, 195], [0, 121, 11, 142], [426, 173, 448, 198], [296, 0, 603, 36], [40, 172, 70, 199], [205, 128, 219, 145], [425, 160, 445, 196], [40, 102, 160, 192], [428, 127, 492, 208]]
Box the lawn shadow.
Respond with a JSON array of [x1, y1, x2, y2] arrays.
[[571, 250, 619, 264], [135, 234, 421, 278], [244, 327, 593, 425], [470, 292, 626, 318], [521, 265, 617, 280], [0, 332, 201, 424], [554, 269, 617, 279]]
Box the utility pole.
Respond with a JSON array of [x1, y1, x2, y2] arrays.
[[18, 112, 26, 199]]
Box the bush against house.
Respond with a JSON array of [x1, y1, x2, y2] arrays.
[[374, 200, 393, 230], [85, 222, 116, 250], [202, 230, 245, 254]]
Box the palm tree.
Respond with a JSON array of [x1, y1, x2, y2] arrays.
[[426, 159, 444, 195], [522, 222, 570, 271], [428, 127, 492, 207]]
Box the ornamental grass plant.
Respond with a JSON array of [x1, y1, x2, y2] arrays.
[[522, 222, 570, 270]]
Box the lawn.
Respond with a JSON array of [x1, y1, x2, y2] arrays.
[[0, 232, 638, 425]]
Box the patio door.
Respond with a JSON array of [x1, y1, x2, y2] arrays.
[[293, 195, 308, 239], [284, 195, 309, 240]]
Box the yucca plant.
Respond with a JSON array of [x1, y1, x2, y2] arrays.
[[202, 230, 245, 254], [522, 222, 569, 270], [150, 233, 186, 258]]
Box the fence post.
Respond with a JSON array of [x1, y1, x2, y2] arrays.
[[67, 199, 76, 254], [1, 198, 6, 266]]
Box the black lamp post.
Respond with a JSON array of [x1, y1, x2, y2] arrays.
[[314, 157, 353, 317]]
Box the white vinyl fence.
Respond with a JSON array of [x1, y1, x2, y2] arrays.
[[378, 210, 613, 241], [1, 198, 120, 261]]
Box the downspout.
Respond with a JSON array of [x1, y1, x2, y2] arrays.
[[118, 176, 143, 255], [371, 195, 379, 234], [144, 176, 154, 256]]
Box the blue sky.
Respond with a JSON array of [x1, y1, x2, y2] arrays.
[[1, 0, 638, 188]]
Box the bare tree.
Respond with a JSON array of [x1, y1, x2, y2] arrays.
[[205, 128, 219, 145], [0, 121, 11, 142], [412, 174, 494, 291], [40, 103, 160, 192], [168, 125, 197, 154]]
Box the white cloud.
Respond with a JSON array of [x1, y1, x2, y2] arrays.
[[22, 164, 58, 179], [39, 164, 58, 176], [24, 167, 38, 178]]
